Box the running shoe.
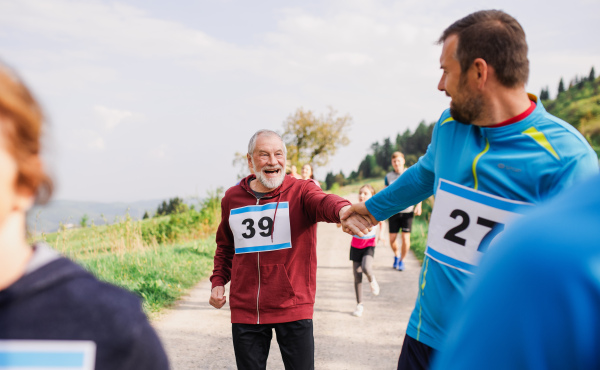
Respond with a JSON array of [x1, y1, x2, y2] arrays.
[[370, 277, 380, 296], [352, 303, 364, 317], [397, 260, 405, 271], [393, 256, 400, 269]]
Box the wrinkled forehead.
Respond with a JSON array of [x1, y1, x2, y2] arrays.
[[254, 133, 285, 153]]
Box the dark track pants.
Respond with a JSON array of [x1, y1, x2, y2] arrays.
[[232, 319, 314, 370], [397, 334, 437, 370]]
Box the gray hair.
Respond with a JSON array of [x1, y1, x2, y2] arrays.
[[247, 129, 287, 156]]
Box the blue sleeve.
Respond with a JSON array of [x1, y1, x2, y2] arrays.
[[365, 118, 440, 221], [547, 148, 599, 198]]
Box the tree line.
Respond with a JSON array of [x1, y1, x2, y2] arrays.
[[324, 121, 434, 190], [539, 66, 596, 100]]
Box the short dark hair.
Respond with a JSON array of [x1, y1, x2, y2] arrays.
[[438, 10, 529, 88], [391, 151, 404, 160]]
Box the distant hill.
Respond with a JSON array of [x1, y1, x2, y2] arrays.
[[26, 199, 164, 234]]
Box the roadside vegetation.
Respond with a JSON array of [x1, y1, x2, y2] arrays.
[[31, 189, 223, 317]]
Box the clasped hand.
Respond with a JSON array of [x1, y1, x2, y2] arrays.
[[338, 204, 375, 237]]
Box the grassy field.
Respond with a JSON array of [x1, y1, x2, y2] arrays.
[[33, 192, 221, 317]]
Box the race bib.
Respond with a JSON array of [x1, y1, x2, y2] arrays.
[[229, 202, 292, 254], [0, 340, 96, 370], [426, 179, 533, 274]]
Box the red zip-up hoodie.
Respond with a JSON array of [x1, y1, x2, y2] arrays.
[[210, 174, 351, 324]]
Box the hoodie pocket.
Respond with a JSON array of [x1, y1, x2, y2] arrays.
[[229, 264, 259, 309], [259, 264, 297, 309]]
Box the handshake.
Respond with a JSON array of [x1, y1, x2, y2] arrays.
[[338, 202, 377, 237]]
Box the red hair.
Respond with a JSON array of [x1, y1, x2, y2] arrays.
[[0, 64, 52, 203]]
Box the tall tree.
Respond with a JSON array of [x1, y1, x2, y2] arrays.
[[590, 66, 596, 82], [540, 87, 549, 100], [325, 171, 336, 190], [282, 107, 352, 168], [558, 78, 565, 95]]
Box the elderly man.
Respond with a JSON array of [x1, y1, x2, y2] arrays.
[[343, 10, 598, 369], [209, 129, 370, 369]]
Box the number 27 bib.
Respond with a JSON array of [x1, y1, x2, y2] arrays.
[[229, 202, 292, 254], [426, 180, 533, 274]]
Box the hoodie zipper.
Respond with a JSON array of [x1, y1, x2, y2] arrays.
[[243, 178, 284, 324], [255, 197, 261, 324]]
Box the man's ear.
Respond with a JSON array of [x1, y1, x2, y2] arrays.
[[472, 58, 488, 89], [247, 154, 253, 173]]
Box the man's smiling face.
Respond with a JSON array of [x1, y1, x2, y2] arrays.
[[248, 133, 286, 191]]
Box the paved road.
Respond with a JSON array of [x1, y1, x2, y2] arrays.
[[155, 208, 421, 369]]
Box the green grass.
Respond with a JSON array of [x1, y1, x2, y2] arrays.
[[33, 191, 222, 317], [326, 177, 386, 196], [78, 237, 216, 315], [410, 217, 429, 262]]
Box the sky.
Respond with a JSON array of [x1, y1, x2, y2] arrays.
[[0, 0, 598, 202]]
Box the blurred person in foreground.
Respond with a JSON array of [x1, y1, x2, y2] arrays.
[[0, 63, 169, 369], [209, 129, 370, 369], [433, 173, 600, 370], [341, 9, 598, 369]]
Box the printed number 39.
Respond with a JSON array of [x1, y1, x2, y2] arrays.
[[241, 217, 274, 239], [443, 209, 505, 252]]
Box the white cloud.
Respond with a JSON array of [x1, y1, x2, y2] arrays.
[[0, 0, 597, 202], [93, 105, 136, 131], [88, 136, 105, 150], [325, 52, 374, 66], [150, 144, 168, 159]]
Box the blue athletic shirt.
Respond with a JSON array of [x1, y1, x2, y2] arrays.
[[432, 174, 600, 369], [365, 94, 599, 350]]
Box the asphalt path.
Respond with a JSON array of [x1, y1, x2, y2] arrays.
[[155, 202, 421, 369]]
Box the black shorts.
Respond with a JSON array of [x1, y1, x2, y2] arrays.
[[397, 334, 437, 370], [388, 212, 414, 233], [349, 246, 375, 262]]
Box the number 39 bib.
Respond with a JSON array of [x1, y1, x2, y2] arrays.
[[229, 202, 292, 254], [426, 180, 533, 274]]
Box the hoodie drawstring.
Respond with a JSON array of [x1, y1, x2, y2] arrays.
[[271, 192, 281, 243]]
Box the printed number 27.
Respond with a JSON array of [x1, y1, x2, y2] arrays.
[[443, 209, 505, 252], [241, 217, 274, 239]]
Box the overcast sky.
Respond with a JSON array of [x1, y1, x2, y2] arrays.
[[1, 0, 598, 202]]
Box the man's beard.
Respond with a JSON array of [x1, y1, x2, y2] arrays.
[[253, 161, 285, 190], [450, 76, 484, 124]]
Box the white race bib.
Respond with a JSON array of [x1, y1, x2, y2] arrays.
[[0, 340, 96, 370], [426, 180, 533, 274], [353, 225, 378, 240], [229, 202, 292, 254]]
